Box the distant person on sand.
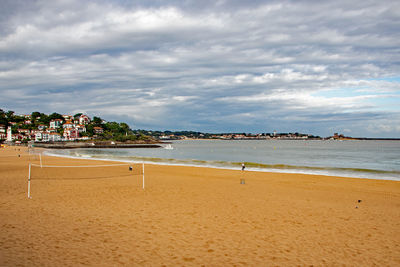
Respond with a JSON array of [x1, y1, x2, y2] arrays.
[[242, 163, 245, 171]]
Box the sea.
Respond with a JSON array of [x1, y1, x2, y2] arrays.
[[45, 139, 400, 181]]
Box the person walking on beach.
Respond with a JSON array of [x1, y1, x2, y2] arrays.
[[242, 163, 245, 171]]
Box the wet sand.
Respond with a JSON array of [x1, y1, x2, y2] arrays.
[[1, 146, 399, 266]]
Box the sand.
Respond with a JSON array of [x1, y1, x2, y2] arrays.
[[1, 145, 399, 266]]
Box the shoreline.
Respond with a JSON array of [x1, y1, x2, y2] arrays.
[[32, 141, 162, 149], [43, 148, 400, 182]]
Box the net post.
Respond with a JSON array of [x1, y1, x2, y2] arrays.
[[27, 163, 31, 199], [39, 153, 42, 168], [142, 162, 145, 190]]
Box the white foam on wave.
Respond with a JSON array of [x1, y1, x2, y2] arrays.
[[43, 149, 400, 181]]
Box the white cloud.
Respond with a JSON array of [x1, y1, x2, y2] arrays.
[[367, 120, 400, 134]]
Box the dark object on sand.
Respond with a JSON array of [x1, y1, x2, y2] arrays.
[[358, 200, 362, 203]]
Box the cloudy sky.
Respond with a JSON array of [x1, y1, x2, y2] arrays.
[[1, 0, 399, 137]]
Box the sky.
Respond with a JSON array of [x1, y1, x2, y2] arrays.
[[1, 0, 399, 137]]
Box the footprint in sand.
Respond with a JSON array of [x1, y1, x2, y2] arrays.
[[183, 257, 195, 262]]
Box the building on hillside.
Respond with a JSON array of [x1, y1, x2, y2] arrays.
[[63, 121, 74, 129], [93, 127, 104, 134], [7, 127, 12, 142], [17, 129, 30, 135], [63, 128, 79, 141], [38, 124, 46, 130], [49, 133, 62, 142], [31, 129, 41, 135], [35, 132, 50, 142], [62, 115, 73, 121], [79, 115, 91, 125], [75, 124, 86, 133], [0, 124, 5, 133], [0, 133, 6, 140], [24, 120, 32, 124], [50, 119, 63, 129], [13, 134, 28, 141]]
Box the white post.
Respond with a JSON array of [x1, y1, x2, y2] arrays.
[[28, 163, 31, 199], [142, 163, 145, 190]]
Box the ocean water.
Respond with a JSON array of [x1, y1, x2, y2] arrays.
[[45, 139, 400, 181]]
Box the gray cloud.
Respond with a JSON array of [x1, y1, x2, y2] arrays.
[[1, 0, 400, 137]]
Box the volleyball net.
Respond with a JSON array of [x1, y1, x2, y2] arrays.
[[27, 145, 43, 163], [27, 162, 145, 198]]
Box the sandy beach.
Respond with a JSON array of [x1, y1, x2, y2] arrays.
[[1, 145, 399, 266]]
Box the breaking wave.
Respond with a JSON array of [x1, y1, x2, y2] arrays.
[[44, 150, 400, 181]]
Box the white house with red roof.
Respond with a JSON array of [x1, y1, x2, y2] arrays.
[[31, 129, 41, 135], [63, 121, 74, 129], [0, 124, 5, 133], [50, 119, 63, 129], [62, 115, 73, 121], [35, 131, 50, 142], [79, 114, 91, 125], [93, 127, 104, 134], [49, 132, 62, 142], [75, 124, 86, 133], [63, 128, 79, 141], [17, 129, 30, 135]]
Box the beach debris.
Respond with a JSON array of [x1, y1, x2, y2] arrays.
[[240, 179, 245, 184], [358, 199, 362, 203], [129, 166, 133, 171]]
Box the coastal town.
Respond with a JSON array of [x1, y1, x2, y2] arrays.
[[0, 109, 397, 144], [0, 112, 104, 143], [0, 110, 328, 144], [0, 110, 155, 144], [146, 130, 323, 140]]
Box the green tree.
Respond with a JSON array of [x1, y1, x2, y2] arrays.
[[86, 124, 94, 137], [37, 114, 49, 124], [49, 112, 64, 121], [31, 111, 41, 119], [120, 122, 130, 134], [0, 109, 7, 126], [14, 115, 24, 123], [6, 110, 14, 120], [92, 116, 103, 125], [74, 113, 83, 119]]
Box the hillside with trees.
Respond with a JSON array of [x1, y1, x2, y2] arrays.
[[0, 109, 155, 143]]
